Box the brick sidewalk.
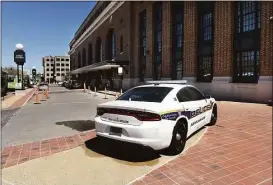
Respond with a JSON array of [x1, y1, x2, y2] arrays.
[[1, 130, 96, 169], [9, 88, 36, 109], [132, 102, 272, 185]]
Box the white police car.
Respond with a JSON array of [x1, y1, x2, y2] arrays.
[[95, 80, 217, 154]]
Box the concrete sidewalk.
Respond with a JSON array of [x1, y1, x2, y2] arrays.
[[1, 88, 34, 110], [1, 128, 206, 185]]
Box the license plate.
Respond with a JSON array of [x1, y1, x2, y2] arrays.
[[109, 127, 122, 136]]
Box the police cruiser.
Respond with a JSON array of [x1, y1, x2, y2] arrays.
[[95, 80, 217, 154]]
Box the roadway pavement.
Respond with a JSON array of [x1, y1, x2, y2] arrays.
[[2, 86, 115, 147]]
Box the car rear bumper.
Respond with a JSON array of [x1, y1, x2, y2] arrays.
[[94, 116, 174, 150]]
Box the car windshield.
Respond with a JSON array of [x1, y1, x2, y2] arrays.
[[118, 86, 173, 103]]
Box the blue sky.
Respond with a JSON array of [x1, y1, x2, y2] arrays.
[[2, 1, 96, 73]]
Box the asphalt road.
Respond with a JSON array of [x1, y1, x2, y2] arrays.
[[1, 107, 21, 128], [2, 86, 115, 147]]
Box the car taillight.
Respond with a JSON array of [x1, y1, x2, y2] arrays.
[[135, 112, 161, 121], [96, 108, 161, 121], [96, 108, 105, 116]]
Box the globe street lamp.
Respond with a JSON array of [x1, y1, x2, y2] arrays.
[[14, 43, 26, 90]]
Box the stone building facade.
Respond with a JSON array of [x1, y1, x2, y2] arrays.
[[69, 1, 273, 103]]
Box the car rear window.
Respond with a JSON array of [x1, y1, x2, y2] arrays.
[[118, 87, 173, 103]]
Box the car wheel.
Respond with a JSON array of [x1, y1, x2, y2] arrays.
[[207, 104, 217, 126], [168, 120, 187, 155]]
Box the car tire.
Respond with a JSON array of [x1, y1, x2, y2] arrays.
[[207, 104, 217, 126], [167, 120, 187, 155]]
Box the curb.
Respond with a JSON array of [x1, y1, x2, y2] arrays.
[[8, 88, 35, 109]]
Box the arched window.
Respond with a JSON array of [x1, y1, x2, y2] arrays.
[[82, 48, 86, 67], [88, 43, 93, 65]]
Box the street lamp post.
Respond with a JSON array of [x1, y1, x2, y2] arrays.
[[14, 43, 26, 90]]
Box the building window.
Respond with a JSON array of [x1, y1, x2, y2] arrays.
[[197, 2, 214, 82], [46, 69, 49, 71], [172, 2, 184, 80], [66, 63, 69, 66], [61, 68, 64, 71], [56, 63, 60, 66], [46, 64, 49, 66], [82, 48, 86, 67], [66, 59, 69, 62], [112, 32, 116, 59], [233, 2, 261, 83], [78, 53, 81, 68], [57, 73, 60, 76], [153, 2, 162, 80], [56, 68, 60, 71], [47, 74, 49, 76], [61, 58, 64, 61], [51, 59, 53, 61], [51, 64, 54, 66], [88, 43, 93, 65], [100, 42, 103, 62], [95, 37, 102, 62], [51, 69, 53, 71], [106, 29, 116, 60], [139, 10, 146, 82], [120, 35, 123, 53], [61, 73, 65, 76], [61, 64, 64, 67], [56, 58, 60, 61]]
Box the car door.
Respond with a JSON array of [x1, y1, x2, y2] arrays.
[[186, 87, 209, 130], [176, 87, 205, 137]]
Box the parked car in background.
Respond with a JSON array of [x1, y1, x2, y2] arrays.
[[38, 82, 49, 91], [58, 81, 64, 86], [71, 80, 82, 89]]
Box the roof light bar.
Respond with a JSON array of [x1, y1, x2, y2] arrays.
[[145, 80, 187, 85]]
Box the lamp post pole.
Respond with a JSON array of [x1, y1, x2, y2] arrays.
[[14, 43, 26, 90]]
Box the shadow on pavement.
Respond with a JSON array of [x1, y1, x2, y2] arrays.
[[84, 136, 161, 162], [55, 120, 95, 132]]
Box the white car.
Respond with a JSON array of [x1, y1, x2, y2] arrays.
[[94, 80, 217, 154]]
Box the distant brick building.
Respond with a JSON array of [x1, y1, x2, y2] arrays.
[[68, 1, 272, 103]]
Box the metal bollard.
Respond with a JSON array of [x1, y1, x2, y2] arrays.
[[103, 87, 108, 99], [94, 86, 97, 96], [88, 86, 91, 94]]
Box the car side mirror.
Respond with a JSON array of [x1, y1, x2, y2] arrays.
[[204, 94, 211, 99]]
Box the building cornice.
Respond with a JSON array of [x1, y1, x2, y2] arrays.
[[68, 1, 124, 55]]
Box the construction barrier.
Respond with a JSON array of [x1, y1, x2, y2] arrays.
[[41, 89, 46, 101], [120, 89, 123, 96], [84, 83, 86, 93], [34, 88, 41, 104]]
